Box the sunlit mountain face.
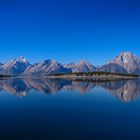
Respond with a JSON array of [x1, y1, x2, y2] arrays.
[[0, 77, 139, 102], [1, 52, 140, 75]]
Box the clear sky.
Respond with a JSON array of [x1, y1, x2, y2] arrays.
[[0, 0, 140, 65]]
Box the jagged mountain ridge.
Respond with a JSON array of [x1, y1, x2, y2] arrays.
[[109, 52, 140, 74], [0, 56, 30, 75], [64, 60, 96, 73], [0, 51, 140, 75], [23, 60, 71, 75]]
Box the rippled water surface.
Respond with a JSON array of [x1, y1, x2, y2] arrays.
[[1, 77, 140, 140]]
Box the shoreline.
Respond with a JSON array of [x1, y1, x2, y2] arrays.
[[46, 75, 139, 81], [3, 72, 140, 81]]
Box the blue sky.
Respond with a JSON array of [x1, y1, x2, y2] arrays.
[[0, 0, 140, 65]]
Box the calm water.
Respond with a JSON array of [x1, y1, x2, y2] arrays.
[[0, 78, 140, 140]]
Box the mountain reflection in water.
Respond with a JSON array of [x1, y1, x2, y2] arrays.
[[0, 78, 140, 102]]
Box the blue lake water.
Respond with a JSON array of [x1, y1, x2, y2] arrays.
[[0, 78, 140, 140]]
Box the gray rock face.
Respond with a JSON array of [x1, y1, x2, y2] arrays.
[[23, 60, 71, 75], [64, 63, 76, 71], [0, 56, 30, 75], [64, 60, 96, 73], [98, 63, 127, 74], [109, 52, 140, 73]]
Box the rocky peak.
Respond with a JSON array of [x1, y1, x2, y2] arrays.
[[109, 51, 140, 73], [16, 56, 28, 63], [74, 60, 96, 72], [0, 57, 30, 75], [6, 56, 29, 67]]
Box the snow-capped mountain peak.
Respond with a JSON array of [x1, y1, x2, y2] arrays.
[[10, 56, 29, 65], [109, 51, 140, 73], [16, 56, 28, 63], [0, 57, 30, 75]]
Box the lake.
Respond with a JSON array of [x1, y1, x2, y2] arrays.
[[0, 77, 140, 140]]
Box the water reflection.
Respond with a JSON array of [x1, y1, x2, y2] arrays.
[[0, 78, 140, 102]]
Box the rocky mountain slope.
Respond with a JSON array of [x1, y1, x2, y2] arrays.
[[0, 56, 30, 75], [64, 60, 96, 73], [23, 60, 71, 75], [0, 51, 140, 75], [98, 63, 127, 74], [109, 52, 140, 74]]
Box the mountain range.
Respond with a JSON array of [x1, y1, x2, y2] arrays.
[[0, 51, 140, 75]]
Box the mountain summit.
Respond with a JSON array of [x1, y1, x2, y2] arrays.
[[23, 60, 71, 75], [109, 52, 140, 74], [64, 60, 96, 73], [0, 56, 30, 75]]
